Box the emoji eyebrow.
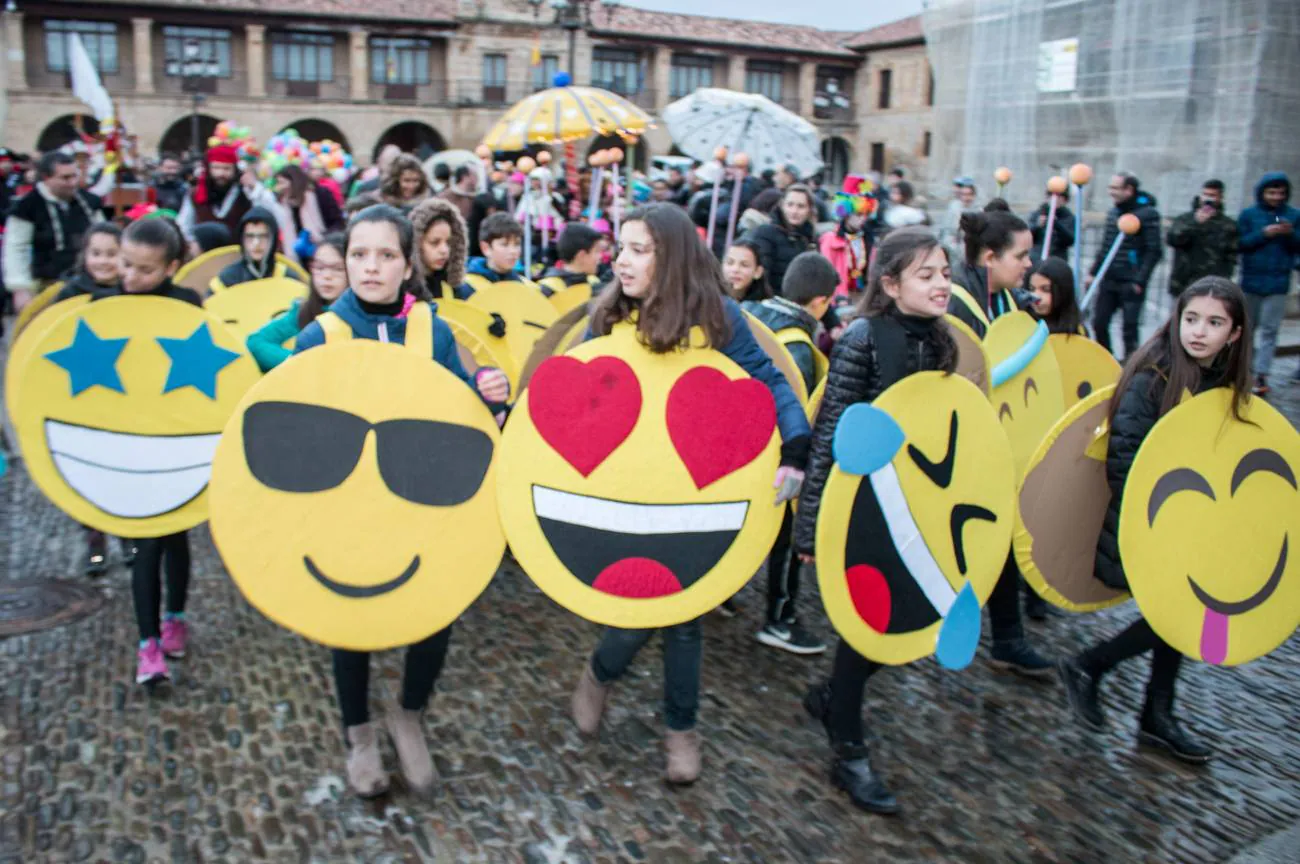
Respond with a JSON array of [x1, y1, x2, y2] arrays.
[[908, 410, 958, 489], [1023, 377, 1038, 405], [1147, 468, 1216, 526], [998, 403, 1012, 422], [1230, 448, 1297, 496]]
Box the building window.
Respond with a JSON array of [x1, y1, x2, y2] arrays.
[[163, 26, 232, 78], [923, 131, 932, 158], [483, 53, 507, 103], [814, 67, 852, 119], [271, 32, 334, 82], [591, 48, 641, 96], [870, 142, 885, 173], [746, 61, 784, 103], [533, 54, 559, 92], [878, 68, 892, 109], [44, 20, 118, 75], [371, 37, 431, 85], [670, 55, 713, 99]]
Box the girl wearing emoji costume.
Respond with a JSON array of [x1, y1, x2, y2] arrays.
[[113, 218, 206, 685], [245, 232, 348, 372], [292, 204, 510, 798], [947, 210, 1054, 677], [794, 227, 958, 815], [569, 203, 810, 785], [1058, 277, 1252, 765], [409, 197, 475, 301]]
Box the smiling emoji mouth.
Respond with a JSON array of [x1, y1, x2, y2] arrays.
[[45, 419, 221, 518], [1188, 537, 1287, 665], [532, 485, 749, 598], [304, 555, 422, 598]]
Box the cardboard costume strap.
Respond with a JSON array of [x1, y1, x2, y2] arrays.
[[317, 303, 434, 357], [775, 327, 830, 384]]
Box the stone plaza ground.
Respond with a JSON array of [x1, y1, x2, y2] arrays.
[[2, 336, 1299, 864]]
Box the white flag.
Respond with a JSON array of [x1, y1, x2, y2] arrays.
[[69, 33, 113, 120]]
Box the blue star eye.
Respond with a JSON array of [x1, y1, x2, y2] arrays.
[[44, 319, 129, 396], [156, 322, 241, 400]]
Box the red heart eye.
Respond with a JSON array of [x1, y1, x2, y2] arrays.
[[528, 355, 641, 476], [666, 367, 777, 489]]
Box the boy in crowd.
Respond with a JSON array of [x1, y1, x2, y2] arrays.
[[466, 212, 528, 290], [538, 223, 606, 297], [211, 206, 301, 292]]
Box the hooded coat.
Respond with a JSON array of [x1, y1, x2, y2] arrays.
[[1237, 172, 1300, 297], [409, 196, 474, 300], [215, 207, 302, 290]]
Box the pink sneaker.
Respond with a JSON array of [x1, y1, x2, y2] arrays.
[[161, 618, 188, 658], [136, 639, 169, 684]]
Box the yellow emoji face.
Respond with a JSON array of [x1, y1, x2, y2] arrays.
[[815, 372, 1015, 667], [203, 277, 306, 345], [1120, 389, 1300, 665], [5, 295, 90, 424], [1015, 385, 1129, 612], [464, 282, 558, 376], [1048, 333, 1121, 409], [12, 296, 259, 537], [433, 299, 520, 392], [744, 312, 808, 405], [209, 340, 505, 651], [497, 325, 783, 629], [985, 312, 1066, 479]]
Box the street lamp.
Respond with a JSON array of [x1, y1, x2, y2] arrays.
[[180, 38, 216, 159], [527, 0, 619, 81]]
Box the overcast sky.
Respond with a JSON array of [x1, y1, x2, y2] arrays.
[[621, 0, 925, 30]]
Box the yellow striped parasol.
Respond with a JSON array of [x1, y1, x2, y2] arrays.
[[481, 85, 653, 151]]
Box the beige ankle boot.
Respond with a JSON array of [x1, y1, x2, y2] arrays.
[[385, 707, 435, 793], [664, 729, 701, 785], [571, 663, 610, 735], [344, 722, 388, 798]]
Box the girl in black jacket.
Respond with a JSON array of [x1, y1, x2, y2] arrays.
[[744, 185, 817, 295], [1026, 257, 1082, 335], [793, 227, 959, 815], [1058, 276, 1252, 764]]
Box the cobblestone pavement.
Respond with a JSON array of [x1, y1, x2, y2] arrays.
[[2, 341, 1299, 864]]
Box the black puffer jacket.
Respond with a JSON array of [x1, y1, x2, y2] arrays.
[[1094, 361, 1223, 589], [793, 312, 949, 555], [1089, 192, 1162, 289], [743, 206, 816, 296]]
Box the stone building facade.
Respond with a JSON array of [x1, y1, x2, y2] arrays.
[[0, 0, 932, 182]]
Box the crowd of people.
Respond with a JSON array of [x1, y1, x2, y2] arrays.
[[0, 134, 1295, 816]]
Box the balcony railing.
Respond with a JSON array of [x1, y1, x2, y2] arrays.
[[266, 74, 353, 102], [813, 101, 855, 123]]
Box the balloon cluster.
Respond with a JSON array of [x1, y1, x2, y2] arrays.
[[308, 139, 354, 185], [833, 174, 879, 220], [209, 120, 258, 161], [258, 128, 312, 182]]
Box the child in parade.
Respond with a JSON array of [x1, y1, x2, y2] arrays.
[[747, 252, 838, 655], [185, 221, 234, 262], [118, 218, 206, 685], [947, 210, 1035, 336], [568, 203, 811, 785], [1026, 257, 1083, 335], [794, 227, 958, 815], [465, 212, 527, 287], [292, 204, 509, 798], [211, 206, 302, 292], [245, 232, 348, 372], [819, 176, 875, 299], [410, 197, 474, 301], [722, 238, 771, 304], [538, 223, 606, 297], [1058, 276, 1251, 765]]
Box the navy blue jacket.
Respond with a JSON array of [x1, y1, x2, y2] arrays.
[[1237, 172, 1300, 297]]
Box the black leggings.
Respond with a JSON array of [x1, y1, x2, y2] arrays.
[[986, 553, 1025, 644], [826, 639, 883, 745], [766, 508, 802, 624], [1078, 617, 1183, 702], [131, 532, 190, 641], [333, 626, 453, 728]]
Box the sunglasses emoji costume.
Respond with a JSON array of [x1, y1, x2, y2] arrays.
[[209, 326, 505, 651], [497, 323, 784, 629], [814, 372, 1015, 669], [1120, 388, 1300, 666], [12, 296, 258, 537]]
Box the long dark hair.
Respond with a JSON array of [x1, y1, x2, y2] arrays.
[[345, 204, 431, 301], [1109, 276, 1252, 425], [1028, 257, 1080, 335], [276, 164, 311, 206], [590, 203, 730, 352], [298, 232, 346, 328], [724, 238, 771, 301], [857, 226, 957, 373], [961, 209, 1028, 268], [76, 221, 123, 276]]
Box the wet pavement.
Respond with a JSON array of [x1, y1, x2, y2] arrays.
[[2, 341, 1299, 863]]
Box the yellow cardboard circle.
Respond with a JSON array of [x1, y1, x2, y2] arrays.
[[465, 281, 559, 373], [12, 296, 259, 537], [549, 281, 594, 316], [12, 281, 65, 337], [815, 372, 1015, 665], [1014, 385, 1129, 611], [985, 311, 1066, 480], [1048, 333, 1121, 409], [202, 277, 306, 344], [209, 339, 505, 651], [744, 311, 808, 406], [174, 246, 240, 294], [1119, 389, 1300, 665], [433, 298, 520, 392], [518, 305, 590, 393], [497, 324, 783, 628], [945, 314, 991, 394], [6, 295, 90, 429]]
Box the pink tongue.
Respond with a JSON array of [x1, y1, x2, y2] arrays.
[[1200, 608, 1229, 665], [592, 558, 684, 598]]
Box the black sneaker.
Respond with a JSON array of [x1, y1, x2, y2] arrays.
[[1139, 701, 1212, 765], [1024, 590, 1052, 621], [990, 638, 1054, 679], [85, 531, 107, 577], [757, 621, 827, 655], [832, 744, 900, 815], [120, 538, 137, 567], [1057, 658, 1106, 731]]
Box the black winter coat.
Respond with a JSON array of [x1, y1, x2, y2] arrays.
[[793, 313, 949, 555], [1026, 202, 1075, 260], [1089, 193, 1162, 289], [1094, 362, 1223, 589], [743, 207, 816, 296]]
